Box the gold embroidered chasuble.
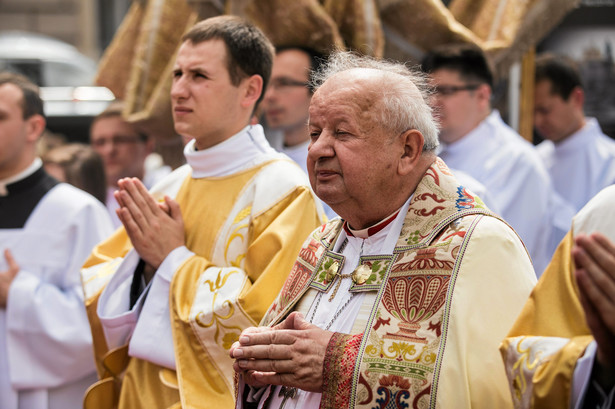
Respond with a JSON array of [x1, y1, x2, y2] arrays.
[[500, 185, 615, 409], [81, 158, 323, 409], [243, 159, 536, 409]]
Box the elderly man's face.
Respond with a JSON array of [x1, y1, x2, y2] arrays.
[[307, 74, 402, 227]]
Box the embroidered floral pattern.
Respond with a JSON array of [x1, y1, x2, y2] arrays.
[[312, 253, 345, 290]]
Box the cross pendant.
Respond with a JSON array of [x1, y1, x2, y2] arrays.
[[278, 386, 297, 408]]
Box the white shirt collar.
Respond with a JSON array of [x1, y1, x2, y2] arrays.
[[0, 158, 43, 196], [184, 124, 277, 178]]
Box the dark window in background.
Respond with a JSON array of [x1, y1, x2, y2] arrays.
[[98, 0, 131, 51]]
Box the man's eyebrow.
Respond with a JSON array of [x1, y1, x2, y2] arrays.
[[188, 67, 210, 76], [173, 67, 210, 76]]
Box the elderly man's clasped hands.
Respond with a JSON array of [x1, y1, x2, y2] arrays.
[[230, 312, 333, 392]]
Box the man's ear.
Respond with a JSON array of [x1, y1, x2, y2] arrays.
[[240, 74, 264, 109], [475, 83, 491, 109], [25, 114, 46, 143], [569, 86, 585, 110], [398, 129, 424, 176]]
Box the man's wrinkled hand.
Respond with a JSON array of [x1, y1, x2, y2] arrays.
[[230, 312, 333, 392]]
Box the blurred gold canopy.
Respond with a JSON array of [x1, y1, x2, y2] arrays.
[[96, 0, 581, 142]]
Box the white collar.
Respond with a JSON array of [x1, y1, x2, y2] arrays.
[[552, 117, 602, 154], [439, 110, 499, 156], [184, 125, 277, 178], [0, 158, 43, 196]]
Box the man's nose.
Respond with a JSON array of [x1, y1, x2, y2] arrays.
[[171, 77, 189, 100], [308, 130, 335, 159]]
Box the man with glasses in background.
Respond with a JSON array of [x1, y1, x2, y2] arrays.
[[90, 101, 170, 228], [262, 46, 335, 219], [421, 43, 574, 276]]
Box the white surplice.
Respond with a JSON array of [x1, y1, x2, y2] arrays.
[[438, 110, 574, 275], [0, 166, 113, 409], [537, 117, 615, 212]]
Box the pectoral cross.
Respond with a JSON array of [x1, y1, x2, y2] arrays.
[[278, 386, 297, 408]]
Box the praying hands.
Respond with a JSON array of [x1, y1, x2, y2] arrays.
[[573, 232, 615, 390], [230, 312, 333, 392], [115, 177, 185, 279]]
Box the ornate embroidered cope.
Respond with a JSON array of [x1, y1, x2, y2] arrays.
[[253, 158, 510, 409]]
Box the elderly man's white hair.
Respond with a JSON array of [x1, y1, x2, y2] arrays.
[[311, 51, 439, 152]]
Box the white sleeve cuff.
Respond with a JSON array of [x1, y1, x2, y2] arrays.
[[572, 341, 596, 409], [97, 249, 142, 349], [128, 246, 194, 369]]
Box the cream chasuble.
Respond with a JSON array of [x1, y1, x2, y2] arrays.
[[81, 125, 324, 409]]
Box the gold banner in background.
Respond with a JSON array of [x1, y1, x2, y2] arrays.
[[95, 0, 582, 157]]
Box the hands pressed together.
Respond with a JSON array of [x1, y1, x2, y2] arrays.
[[230, 312, 334, 393], [572, 232, 615, 388], [115, 178, 185, 280]]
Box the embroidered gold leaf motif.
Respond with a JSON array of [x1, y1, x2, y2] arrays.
[[195, 269, 244, 344], [225, 223, 249, 262], [511, 337, 543, 399], [325, 261, 340, 282], [233, 206, 252, 224]]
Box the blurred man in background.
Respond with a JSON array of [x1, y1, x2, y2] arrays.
[[421, 43, 574, 275], [263, 46, 335, 219], [0, 72, 112, 409], [90, 101, 170, 228], [534, 53, 615, 212]]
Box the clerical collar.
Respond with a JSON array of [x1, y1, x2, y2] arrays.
[[0, 158, 43, 196], [343, 208, 402, 239], [184, 124, 278, 178]]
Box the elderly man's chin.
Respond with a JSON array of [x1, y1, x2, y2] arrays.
[[313, 184, 343, 208]]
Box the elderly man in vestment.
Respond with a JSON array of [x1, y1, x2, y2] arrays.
[[501, 185, 615, 408], [421, 44, 574, 276], [231, 52, 537, 408], [0, 72, 112, 409], [80, 16, 323, 409]]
